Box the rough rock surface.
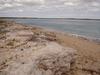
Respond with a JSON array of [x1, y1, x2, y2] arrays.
[[0, 42, 77, 75], [0, 21, 77, 75], [0, 20, 100, 75]]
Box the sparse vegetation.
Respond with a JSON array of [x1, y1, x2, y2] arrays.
[[0, 30, 8, 35], [7, 41, 14, 46], [0, 20, 9, 35], [0, 20, 6, 23]]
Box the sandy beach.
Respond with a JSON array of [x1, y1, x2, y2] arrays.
[[0, 20, 100, 75]]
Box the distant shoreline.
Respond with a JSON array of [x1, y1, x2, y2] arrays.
[[0, 17, 100, 21]]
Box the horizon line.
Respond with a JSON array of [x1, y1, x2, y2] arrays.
[[0, 17, 100, 20]]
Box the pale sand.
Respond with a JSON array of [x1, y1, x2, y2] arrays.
[[0, 20, 100, 75]]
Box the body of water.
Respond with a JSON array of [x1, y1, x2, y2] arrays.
[[6, 18, 100, 40]]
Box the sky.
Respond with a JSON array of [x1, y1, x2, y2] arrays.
[[0, 0, 100, 19]]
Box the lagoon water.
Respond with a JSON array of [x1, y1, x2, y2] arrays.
[[7, 18, 100, 39]]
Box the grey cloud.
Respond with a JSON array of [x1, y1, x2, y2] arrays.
[[0, 0, 100, 10], [0, 0, 44, 10], [0, 0, 100, 18]]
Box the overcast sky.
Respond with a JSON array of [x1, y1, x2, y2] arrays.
[[0, 0, 100, 19]]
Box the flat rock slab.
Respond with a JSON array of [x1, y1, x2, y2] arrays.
[[0, 42, 77, 75]]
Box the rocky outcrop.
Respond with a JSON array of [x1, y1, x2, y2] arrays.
[[0, 20, 100, 75], [0, 42, 77, 75], [32, 43, 77, 75]]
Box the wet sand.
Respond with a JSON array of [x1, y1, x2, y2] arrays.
[[0, 20, 100, 75]]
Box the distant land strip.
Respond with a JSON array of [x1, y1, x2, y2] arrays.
[[0, 17, 100, 21]]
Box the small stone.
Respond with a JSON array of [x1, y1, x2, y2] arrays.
[[21, 62, 25, 64], [21, 49, 24, 51]]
